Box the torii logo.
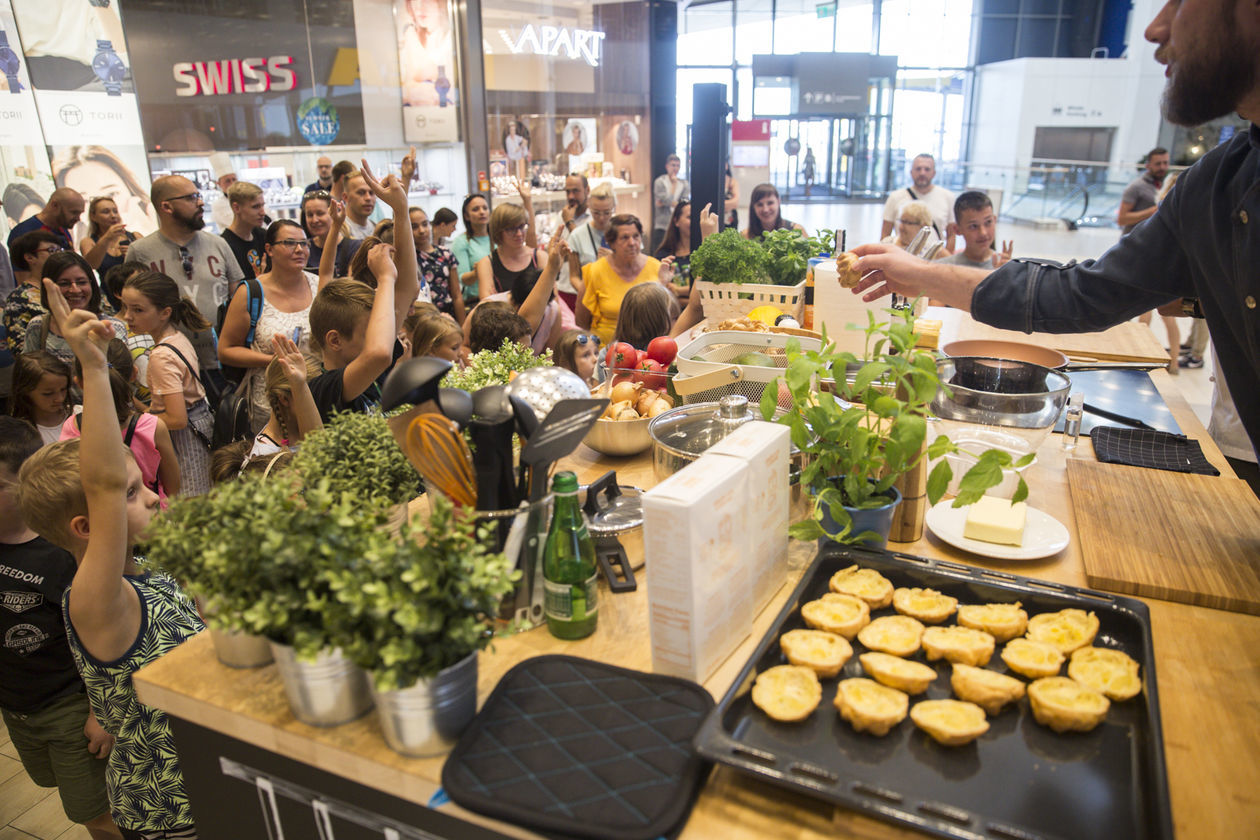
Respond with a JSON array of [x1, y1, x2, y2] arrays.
[[498, 25, 605, 67]]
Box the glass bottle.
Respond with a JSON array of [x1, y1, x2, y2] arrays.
[[543, 471, 598, 639]]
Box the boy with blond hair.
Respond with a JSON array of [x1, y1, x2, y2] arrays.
[[17, 280, 204, 839]]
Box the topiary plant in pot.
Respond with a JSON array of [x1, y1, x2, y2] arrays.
[[290, 410, 424, 509], [761, 305, 1032, 545]]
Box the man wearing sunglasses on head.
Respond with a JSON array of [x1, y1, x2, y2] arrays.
[[128, 175, 244, 387]]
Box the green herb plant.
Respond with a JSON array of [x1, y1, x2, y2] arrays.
[[758, 228, 826, 287], [443, 338, 553, 392], [289, 410, 422, 507], [145, 475, 517, 688], [689, 227, 767, 286], [761, 306, 1031, 543], [335, 494, 518, 691]]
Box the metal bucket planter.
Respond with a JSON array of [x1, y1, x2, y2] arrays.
[[208, 626, 274, 668], [371, 651, 478, 757], [270, 643, 374, 727]]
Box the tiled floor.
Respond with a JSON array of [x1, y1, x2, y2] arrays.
[[0, 201, 1218, 839], [0, 717, 92, 839]]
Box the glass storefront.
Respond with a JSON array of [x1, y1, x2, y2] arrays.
[[479, 0, 654, 238]]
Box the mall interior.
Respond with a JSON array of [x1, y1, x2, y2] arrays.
[[0, 0, 1252, 834]]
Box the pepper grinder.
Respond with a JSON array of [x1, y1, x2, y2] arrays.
[[889, 447, 928, 543]]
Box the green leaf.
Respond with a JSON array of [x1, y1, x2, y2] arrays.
[[927, 460, 953, 505], [760, 379, 779, 420], [952, 450, 1005, 507], [1014, 452, 1036, 468], [1011, 477, 1029, 505], [927, 434, 957, 459], [788, 519, 828, 541]]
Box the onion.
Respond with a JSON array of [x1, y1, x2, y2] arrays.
[[611, 381, 641, 404], [646, 399, 673, 418], [604, 399, 633, 419]]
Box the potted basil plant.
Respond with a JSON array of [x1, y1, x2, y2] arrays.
[[761, 306, 1032, 546]]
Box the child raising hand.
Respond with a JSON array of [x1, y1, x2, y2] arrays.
[[16, 280, 204, 837]]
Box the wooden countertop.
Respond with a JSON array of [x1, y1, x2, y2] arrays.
[[134, 370, 1260, 840]]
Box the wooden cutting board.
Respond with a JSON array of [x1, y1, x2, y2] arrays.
[[1067, 458, 1260, 615]]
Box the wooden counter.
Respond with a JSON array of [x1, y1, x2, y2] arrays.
[[134, 370, 1260, 840]]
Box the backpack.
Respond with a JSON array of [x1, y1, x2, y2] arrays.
[[214, 277, 264, 387], [211, 378, 252, 450]]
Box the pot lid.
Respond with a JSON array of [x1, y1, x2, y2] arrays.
[[647, 395, 758, 456], [582, 481, 644, 536]]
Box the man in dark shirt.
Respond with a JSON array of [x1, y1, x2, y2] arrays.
[[221, 181, 268, 279], [0, 418, 118, 837], [305, 155, 333, 194], [851, 0, 1260, 459], [6, 188, 83, 250]]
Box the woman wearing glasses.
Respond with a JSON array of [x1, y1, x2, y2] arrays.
[[22, 251, 125, 366], [218, 220, 320, 431], [474, 201, 547, 303]]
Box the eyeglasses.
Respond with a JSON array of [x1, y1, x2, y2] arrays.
[[505, 223, 529, 235], [36, 245, 64, 256], [54, 278, 92, 290], [276, 238, 313, 250], [576, 334, 600, 347], [168, 192, 203, 203], [178, 244, 194, 281]]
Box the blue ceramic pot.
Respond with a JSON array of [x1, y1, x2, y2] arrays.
[[817, 484, 903, 550]]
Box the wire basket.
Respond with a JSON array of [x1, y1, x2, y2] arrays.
[[671, 330, 824, 409]]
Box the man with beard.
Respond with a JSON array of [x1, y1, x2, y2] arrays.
[[880, 154, 954, 244], [5, 188, 83, 250], [1118, 146, 1171, 234], [849, 0, 1260, 457], [552, 174, 590, 309], [128, 175, 244, 381]]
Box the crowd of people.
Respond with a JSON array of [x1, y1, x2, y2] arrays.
[[0, 0, 1257, 829]]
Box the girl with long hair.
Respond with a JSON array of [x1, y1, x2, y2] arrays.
[[120, 271, 215, 495], [24, 251, 126, 365], [79, 196, 139, 277], [10, 351, 71, 445], [744, 183, 805, 239]]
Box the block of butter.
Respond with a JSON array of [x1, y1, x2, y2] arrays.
[[963, 495, 1028, 546]]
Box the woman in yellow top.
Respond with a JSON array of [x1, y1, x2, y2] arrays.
[[577, 214, 674, 344]]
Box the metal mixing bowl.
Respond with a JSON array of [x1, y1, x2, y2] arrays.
[[582, 416, 654, 456]]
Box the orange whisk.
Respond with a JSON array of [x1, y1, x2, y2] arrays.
[[403, 413, 477, 508]]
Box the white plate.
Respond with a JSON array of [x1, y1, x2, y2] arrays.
[[924, 500, 1070, 561]]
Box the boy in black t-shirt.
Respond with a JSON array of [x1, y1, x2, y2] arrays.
[[307, 243, 400, 423], [220, 181, 268, 279], [0, 417, 120, 839]]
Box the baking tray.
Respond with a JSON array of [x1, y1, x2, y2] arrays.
[[692, 545, 1172, 840]]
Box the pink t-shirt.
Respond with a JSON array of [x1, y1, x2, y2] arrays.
[[61, 411, 167, 503], [148, 332, 206, 412]]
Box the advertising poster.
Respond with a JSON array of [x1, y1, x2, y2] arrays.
[[562, 117, 595, 175], [49, 144, 158, 236], [396, 0, 460, 143], [0, 2, 43, 145], [123, 0, 366, 152], [0, 145, 53, 239], [10, 0, 149, 147]]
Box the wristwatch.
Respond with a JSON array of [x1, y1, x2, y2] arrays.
[[92, 39, 125, 95], [1179, 297, 1205, 319], [0, 30, 23, 94]]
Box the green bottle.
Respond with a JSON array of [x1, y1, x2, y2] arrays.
[[543, 471, 598, 639]]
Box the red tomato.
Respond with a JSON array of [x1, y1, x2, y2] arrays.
[[605, 341, 636, 371], [633, 359, 668, 390], [646, 336, 678, 366]]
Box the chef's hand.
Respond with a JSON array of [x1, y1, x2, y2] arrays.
[[850, 243, 937, 301]]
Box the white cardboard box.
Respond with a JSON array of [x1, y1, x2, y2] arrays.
[[642, 453, 752, 683], [706, 421, 791, 614]]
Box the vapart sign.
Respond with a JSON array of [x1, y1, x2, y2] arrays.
[[498, 24, 605, 67]]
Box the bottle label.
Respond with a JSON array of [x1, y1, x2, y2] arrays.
[[544, 575, 599, 622]]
